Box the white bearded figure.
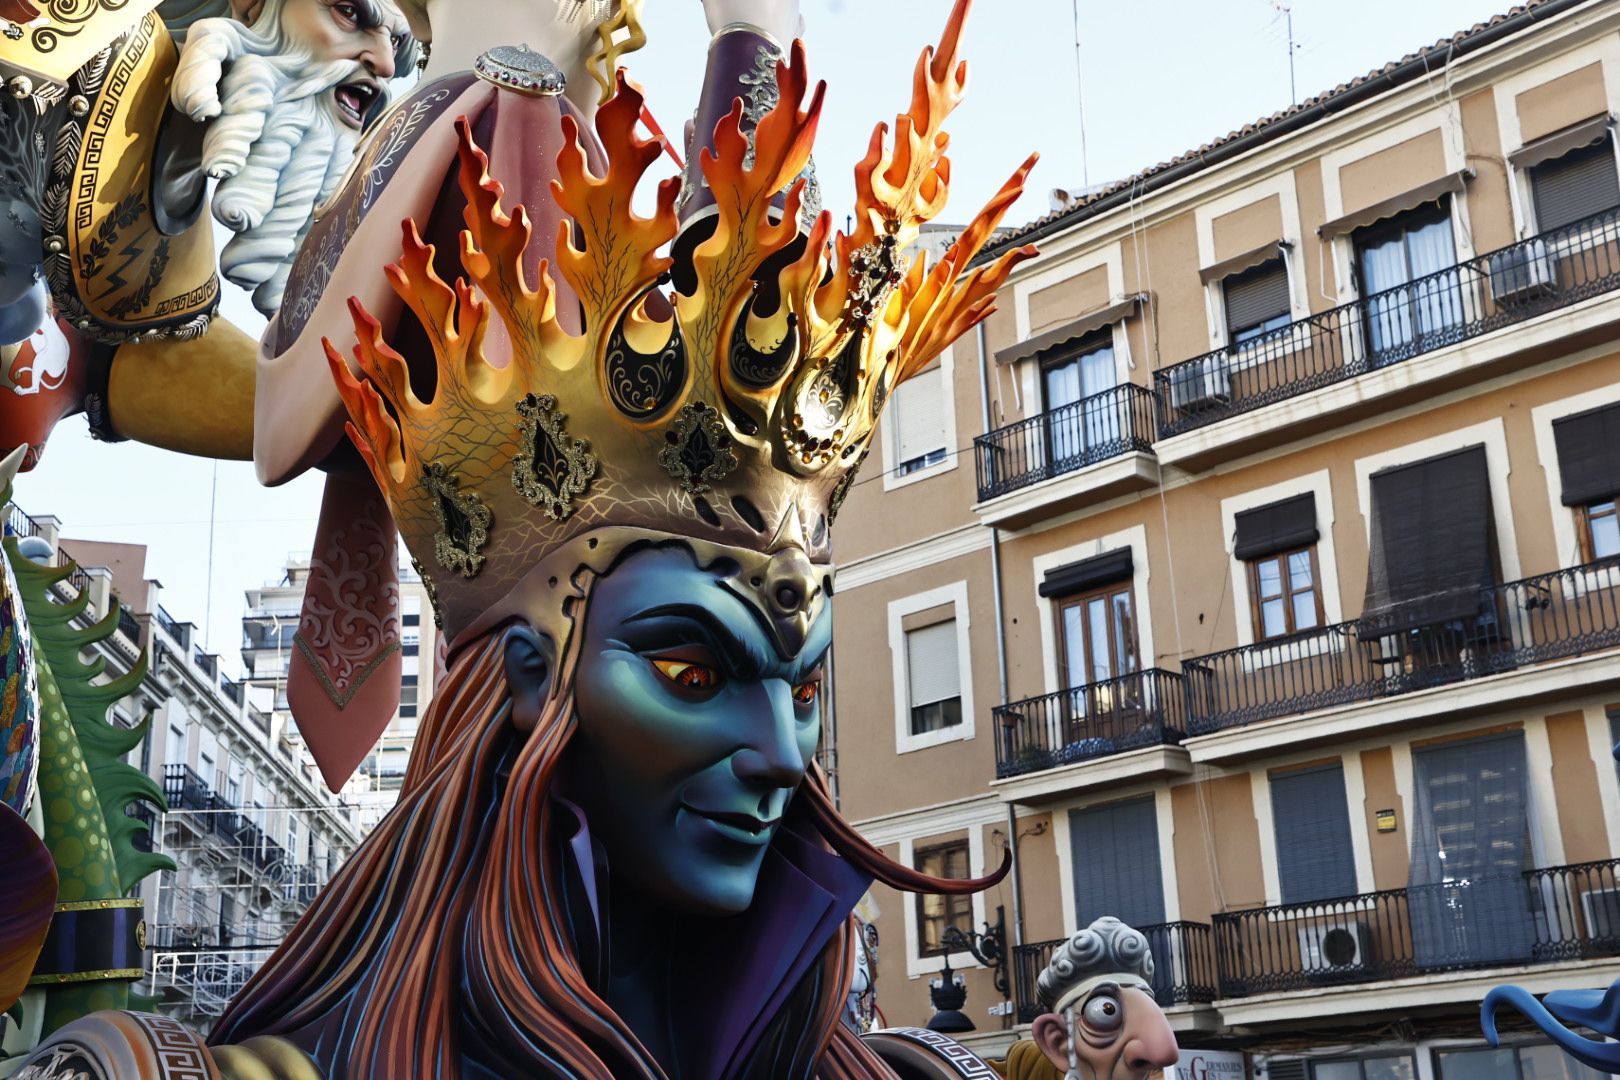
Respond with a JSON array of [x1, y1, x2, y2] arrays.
[[171, 0, 415, 316]]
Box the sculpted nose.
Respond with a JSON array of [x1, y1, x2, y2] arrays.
[[731, 681, 807, 790], [1121, 1011, 1180, 1075], [361, 32, 396, 79]]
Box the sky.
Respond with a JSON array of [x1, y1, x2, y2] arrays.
[[17, 0, 1517, 671]]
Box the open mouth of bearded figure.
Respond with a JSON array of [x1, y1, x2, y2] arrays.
[[332, 79, 380, 130]]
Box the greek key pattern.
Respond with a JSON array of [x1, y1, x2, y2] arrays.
[[873, 1028, 1000, 1079], [127, 1012, 211, 1080]]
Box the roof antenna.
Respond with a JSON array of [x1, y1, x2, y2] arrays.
[[1273, 1, 1300, 105], [1071, 0, 1090, 189]]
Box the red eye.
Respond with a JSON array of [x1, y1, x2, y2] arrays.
[[792, 679, 820, 705], [652, 658, 722, 693]]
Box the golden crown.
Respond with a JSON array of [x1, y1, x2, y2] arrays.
[[326, 1, 1036, 640]]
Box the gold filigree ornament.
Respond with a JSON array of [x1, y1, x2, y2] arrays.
[[513, 393, 598, 520], [421, 462, 493, 578], [326, 0, 1038, 639]]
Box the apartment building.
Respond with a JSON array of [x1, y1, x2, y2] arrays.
[[832, 2, 1620, 1075], [242, 557, 441, 829], [3, 508, 361, 1033]]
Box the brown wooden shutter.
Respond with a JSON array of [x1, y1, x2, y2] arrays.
[[1552, 401, 1620, 506], [1039, 549, 1134, 598], [1233, 493, 1319, 560], [1361, 445, 1495, 634]]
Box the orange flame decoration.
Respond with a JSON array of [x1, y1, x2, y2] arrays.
[[329, 0, 1037, 557]]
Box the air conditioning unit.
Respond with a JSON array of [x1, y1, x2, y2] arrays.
[[1488, 239, 1556, 305], [1297, 920, 1373, 975], [1168, 357, 1232, 412], [1581, 886, 1620, 938]]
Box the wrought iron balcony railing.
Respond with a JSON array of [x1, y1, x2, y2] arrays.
[[974, 383, 1158, 502], [117, 604, 141, 644], [1183, 559, 1620, 736], [994, 669, 1187, 779], [1011, 921, 1217, 1023], [1155, 207, 1620, 437], [1212, 859, 1620, 998], [4, 503, 44, 541], [155, 605, 185, 644]]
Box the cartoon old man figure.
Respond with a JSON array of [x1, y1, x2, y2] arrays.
[[1007, 917, 1181, 1080]]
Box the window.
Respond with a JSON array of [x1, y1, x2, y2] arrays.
[[905, 621, 962, 735], [1270, 763, 1358, 904], [1530, 134, 1620, 233], [1580, 499, 1619, 560], [399, 673, 419, 722], [1552, 401, 1620, 563], [1057, 582, 1138, 690], [915, 841, 972, 954], [226, 758, 243, 806], [1234, 492, 1324, 640], [1310, 1053, 1416, 1080], [1224, 258, 1292, 344], [166, 723, 188, 769], [1041, 337, 1118, 462], [1355, 200, 1461, 361], [1610, 709, 1620, 792], [1409, 733, 1533, 967], [1250, 548, 1323, 639], [1362, 445, 1497, 636], [891, 365, 948, 476], [1069, 796, 1165, 928], [403, 611, 421, 628], [1435, 1044, 1608, 1080]]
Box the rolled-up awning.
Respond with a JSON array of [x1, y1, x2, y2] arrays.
[[1039, 548, 1134, 598], [996, 294, 1149, 366], [1509, 114, 1612, 171], [1553, 400, 1620, 506], [1360, 444, 1495, 635], [1234, 493, 1319, 561], [1318, 169, 1474, 239], [1199, 240, 1293, 285]]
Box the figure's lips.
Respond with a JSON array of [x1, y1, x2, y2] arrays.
[[682, 805, 780, 846], [333, 79, 380, 129]]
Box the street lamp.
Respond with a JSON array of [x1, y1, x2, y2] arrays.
[[924, 906, 1011, 1034]]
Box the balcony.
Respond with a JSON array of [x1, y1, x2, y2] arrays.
[[5, 504, 45, 541], [1213, 859, 1620, 1000], [1012, 922, 1218, 1023], [1154, 208, 1620, 466], [1182, 559, 1620, 741], [994, 669, 1188, 781], [974, 384, 1158, 527]]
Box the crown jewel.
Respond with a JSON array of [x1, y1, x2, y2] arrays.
[[326, 2, 1037, 639]]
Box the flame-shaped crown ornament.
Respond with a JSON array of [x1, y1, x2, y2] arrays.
[[326, 0, 1037, 641]]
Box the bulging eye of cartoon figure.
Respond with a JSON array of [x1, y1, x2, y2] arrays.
[[1081, 991, 1125, 1039]]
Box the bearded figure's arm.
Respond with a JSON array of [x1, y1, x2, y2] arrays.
[[104, 318, 257, 460]]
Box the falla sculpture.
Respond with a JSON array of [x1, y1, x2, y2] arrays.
[[8, 0, 1053, 1077], [0, 0, 418, 466]]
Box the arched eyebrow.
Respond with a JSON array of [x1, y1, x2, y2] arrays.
[[625, 603, 772, 680], [345, 0, 385, 28], [624, 601, 830, 682]]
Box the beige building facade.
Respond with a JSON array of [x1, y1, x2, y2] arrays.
[[831, 2, 1620, 1075]]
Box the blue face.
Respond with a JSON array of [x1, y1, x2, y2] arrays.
[[568, 544, 831, 915]]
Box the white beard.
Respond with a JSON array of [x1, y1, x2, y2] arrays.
[[173, 9, 370, 317]]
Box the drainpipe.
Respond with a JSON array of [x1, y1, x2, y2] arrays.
[[976, 319, 1025, 949]]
